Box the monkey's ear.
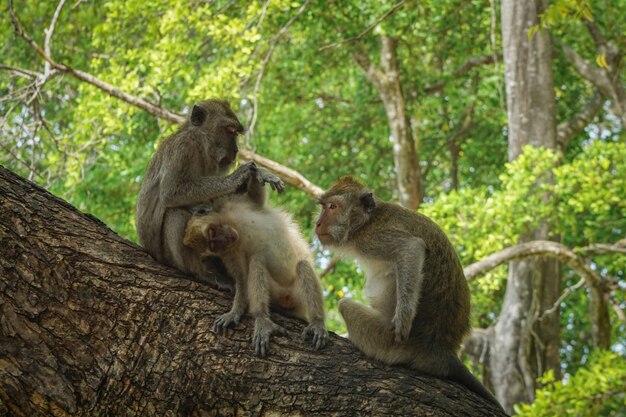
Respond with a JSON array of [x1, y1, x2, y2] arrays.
[[360, 192, 376, 214], [190, 105, 207, 126]]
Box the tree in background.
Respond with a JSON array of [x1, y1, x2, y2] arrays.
[[1, 0, 625, 414]]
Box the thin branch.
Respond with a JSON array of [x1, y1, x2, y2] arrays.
[[423, 55, 501, 95], [238, 149, 323, 197], [562, 44, 613, 94], [578, 239, 626, 255], [318, 0, 408, 52], [246, 0, 311, 143], [8, 0, 325, 198], [539, 278, 585, 319], [464, 240, 605, 292], [556, 92, 605, 152], [319, 256, 340, 278], [44, 0, 67, 76], [0, 64, 40, 79]]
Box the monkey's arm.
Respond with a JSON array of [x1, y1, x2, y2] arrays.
[[213, 271, 247, 333], [296, 261, 329, 350], [161, 162, 257, 208], [392, 236, 426, 342]]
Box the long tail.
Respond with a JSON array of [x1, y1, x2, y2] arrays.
[[447, 356, 507, 414]]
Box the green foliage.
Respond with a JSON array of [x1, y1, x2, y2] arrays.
[[2, 0, 626, 411], [515, 350, 626, 417]]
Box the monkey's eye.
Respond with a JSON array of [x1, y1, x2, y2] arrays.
[[328, 202, 337, 210], [226, 126, 239, 134]]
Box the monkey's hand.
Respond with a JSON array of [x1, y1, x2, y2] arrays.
[[252, 317, 287, 357], [213, 310, 242, 335], [302, 323, 329, 350], [390, 313, 412, 343], [256, 168, 285, 193]]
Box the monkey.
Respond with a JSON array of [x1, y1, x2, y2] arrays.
[[183, 196, 329, 357], [314, 176, 504, 410], [136, 99, 284, 290]]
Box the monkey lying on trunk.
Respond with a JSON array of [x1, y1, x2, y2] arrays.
[[315, 176, 503, 411], [183, 198, 328, 357]]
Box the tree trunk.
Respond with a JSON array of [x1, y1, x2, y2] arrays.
[[494, 0, 561, 413], [0, 166, 504, 417], [353, 36, 422, 210]]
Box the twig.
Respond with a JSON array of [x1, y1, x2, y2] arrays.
[[246, 0, 311, 142], [318, 0, 408, 52]]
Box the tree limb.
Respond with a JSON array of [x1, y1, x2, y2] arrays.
[[464, 240, 607, 292], [556, 92, 605, 152], [0, 165, 506, 416], [318, 0, 408, 52], [7, 0, 325, 199], [423, 55, 502, 95]]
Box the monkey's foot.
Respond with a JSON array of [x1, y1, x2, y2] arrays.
[[213, 311, 242, 334], [302, 323, 329, 350], [252, 318, 287, 357], [213, 275, 235, 293]]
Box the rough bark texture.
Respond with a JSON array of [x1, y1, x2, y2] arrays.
[[496, 0, 561, 413], [0, 166, 505, 417], [353, 36, 422, 210]]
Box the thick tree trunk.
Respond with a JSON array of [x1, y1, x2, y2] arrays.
[[353, 36, 422, 210], [494, 0, 561, 413], [0, 166, 504, 417]]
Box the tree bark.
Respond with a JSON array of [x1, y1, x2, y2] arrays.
[[495, 0, 561, 413], [0, 166, 505, 417], [353, 36, 422, 210]]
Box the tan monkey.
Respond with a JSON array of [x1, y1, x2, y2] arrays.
[[136, 99, 283, 289], [183, 197, 329, 357], [315, 176, 503, 410]]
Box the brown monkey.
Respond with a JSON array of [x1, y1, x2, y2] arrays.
[[315, 176, 503, 410], [183, 197, 329, 357], [136, 99, 283, 289]]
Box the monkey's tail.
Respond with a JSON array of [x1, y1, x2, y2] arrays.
[[447, 356, 507, 414]]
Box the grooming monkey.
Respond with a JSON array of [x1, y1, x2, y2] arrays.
[[183, 197, 329, 357], [136, 99, 283, 288], [315, 176, 503, 410]]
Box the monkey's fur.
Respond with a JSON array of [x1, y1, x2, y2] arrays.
[[183, 197, 328, 357], [136, 99, 283, 288], [315, 176, 502, 410]]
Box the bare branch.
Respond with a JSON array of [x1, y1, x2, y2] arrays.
[[7, 0, 325, 198], [464, 240, 605, 292], [423, 55, 501, 95], [562, 45, 613, 94], [556, 92, 605, 152], [318, 0, 408, 52], [44, 0, 67, 75], [351, 50, 386, 91], [0, 64, 40, 79], [578, 239, 626, 255], [247, 0, 311, 141], [238, 149, 323, 197]]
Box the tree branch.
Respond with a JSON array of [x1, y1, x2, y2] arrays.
[[556, 92, 605, 152], [7, 0, 325, 199], [464, 240, 607, 292], [423, 55, 501, 95], [318, 0, 408, 52], [246, 0, 311, 141]]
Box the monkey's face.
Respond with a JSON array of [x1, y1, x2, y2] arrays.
[[206, 223, 239, 254], [316, 177, 376, 246], [183, 216, 239, 256], [216, 120, 243, 169], [189, 100, 244, 169]]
